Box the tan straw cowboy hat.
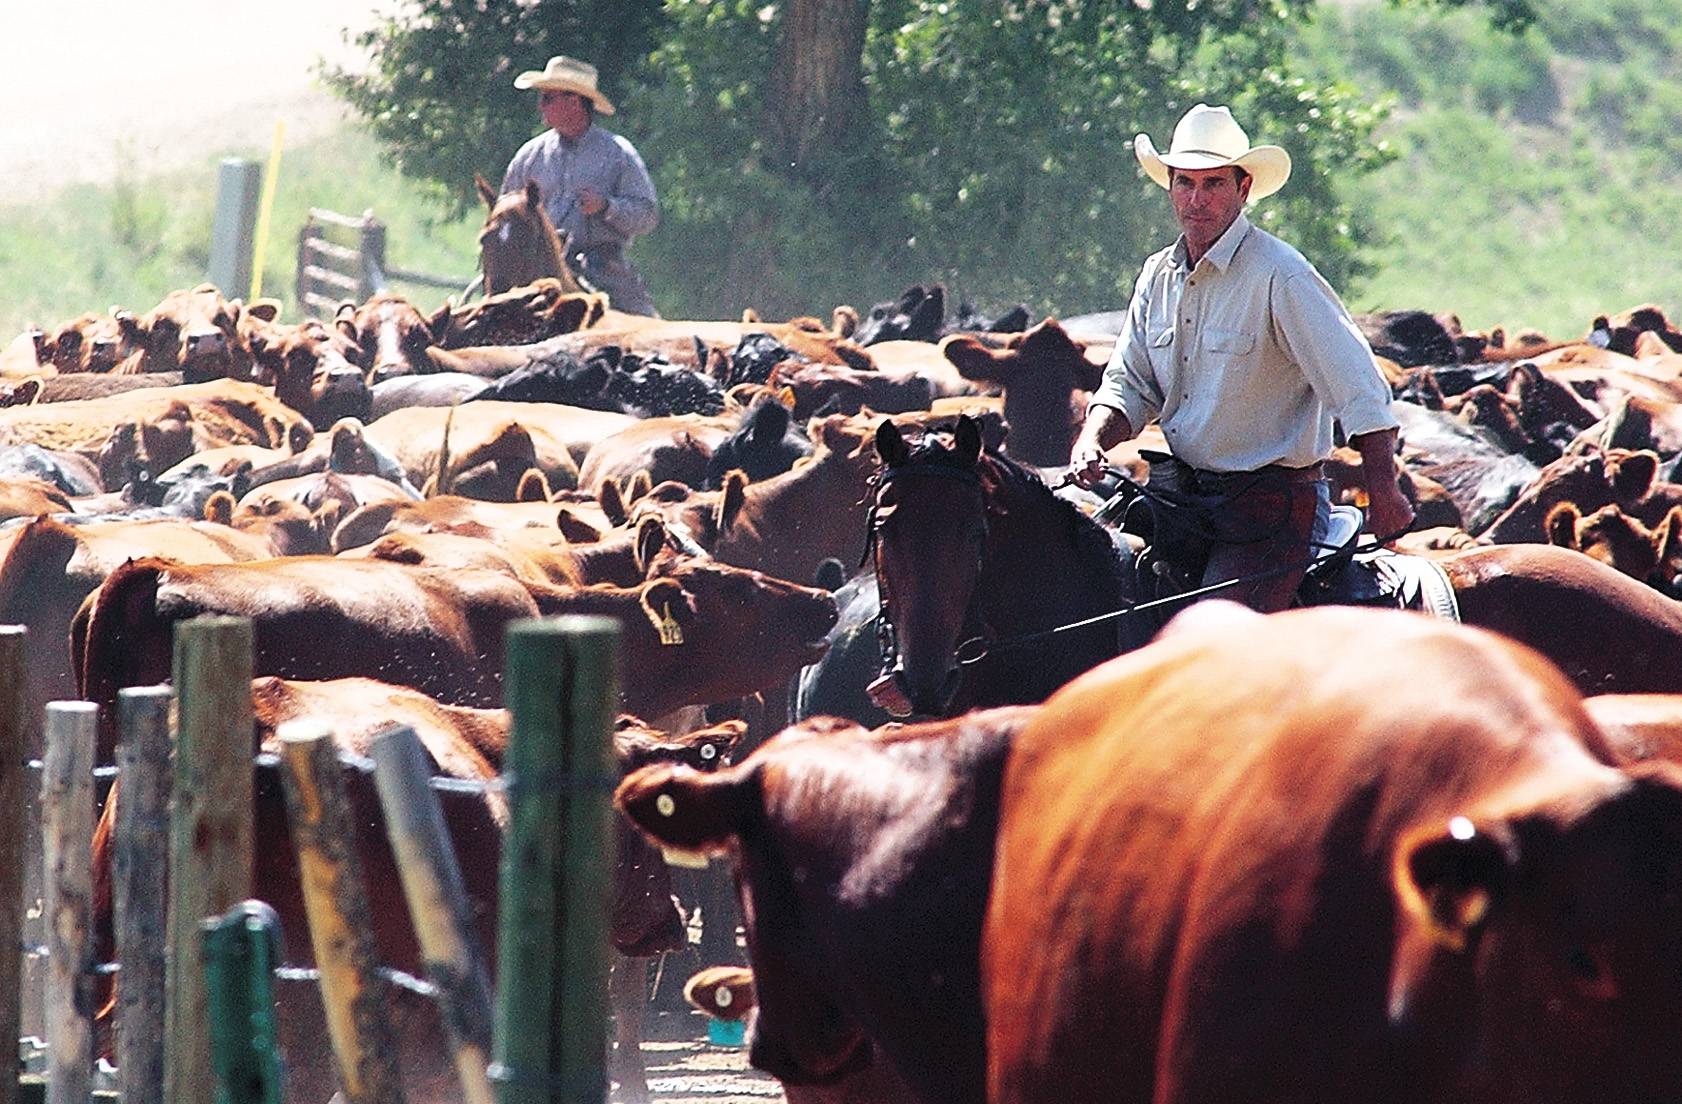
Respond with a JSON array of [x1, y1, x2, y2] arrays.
[[1134, 104, 1291, 200], [513, 55, 616, 116]]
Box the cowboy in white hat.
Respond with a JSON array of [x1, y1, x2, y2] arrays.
[[501, 55, 661, 315], [1070, 103, 1413, 612]]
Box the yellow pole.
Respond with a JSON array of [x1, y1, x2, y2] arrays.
[[249, 119, 286, 303]]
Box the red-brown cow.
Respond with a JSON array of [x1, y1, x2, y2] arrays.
[[941, 319, 1107, 467], [617, 707, 1038, 1104], [73, 551, 836, 759], [0, 515, 282, 743], [982, 604, 1682, 1104], [128, 284, 271, 381]]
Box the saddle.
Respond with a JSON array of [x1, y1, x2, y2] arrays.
[[1096, 479, 1459, 622]]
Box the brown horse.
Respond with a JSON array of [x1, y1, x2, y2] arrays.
[[869, 416, 1682, 716], [473, 173, 585, 296]]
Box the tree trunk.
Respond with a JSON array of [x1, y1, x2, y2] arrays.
[[766, 0, 871, 178]]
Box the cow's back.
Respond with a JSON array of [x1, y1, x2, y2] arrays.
[[984, 606, 1620, 1104]]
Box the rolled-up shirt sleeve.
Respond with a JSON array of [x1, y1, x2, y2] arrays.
[[600, 137, 659, 238], [1270, 268, 1398, 439], [1088, 265, 1163, 436]]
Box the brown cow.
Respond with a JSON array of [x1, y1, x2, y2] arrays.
[[244, 316, 372, 429], [128, 284, 272, 381], [74, 551, 836, 759], [363, 401, 632, 494], [0, 515, 280, 745], [1545, 501, 1682, 595], [0, 379, 309, 473], [436, 279, 608, 348], [333, 293, 450, 383], [617, 707, 1038, 1104], [982, 604, 1682, 1104], [575, 413, 736, 493], [1483, 447, 1682, 542], [941, 319, 1107, 467]]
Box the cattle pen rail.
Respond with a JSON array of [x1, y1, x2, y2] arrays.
[[0, 615, 619, 1104], [295, 207, 474, 320]]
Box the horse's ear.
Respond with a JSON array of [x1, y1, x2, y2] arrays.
[[427, 303, 454, 344], [954, 415, 983, 466], [524, 180, 544, 212], [875, 419, 909, 467], [475, 173, 498, 209]]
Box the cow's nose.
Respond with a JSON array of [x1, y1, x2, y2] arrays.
[[185, 330, 225, 353]]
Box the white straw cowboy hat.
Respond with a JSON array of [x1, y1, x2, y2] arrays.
[[513, 55, 616, 116], [1134, 104, 1291, 200]]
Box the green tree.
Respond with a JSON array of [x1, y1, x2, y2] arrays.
[[329, 0, 1528, 318], [322, 0, 665, 213]]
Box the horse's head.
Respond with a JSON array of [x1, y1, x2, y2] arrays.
[[474, 173, 584, 296], [868, 415, 989, 717]]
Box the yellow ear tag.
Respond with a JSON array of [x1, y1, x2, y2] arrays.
[[659, 602, 684, 646]]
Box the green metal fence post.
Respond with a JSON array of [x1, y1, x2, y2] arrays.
[[202, 901, 285, 1104], [491, 616, 619, 1104]]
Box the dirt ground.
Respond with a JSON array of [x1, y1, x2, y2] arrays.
[[0, 0, 386, 201]]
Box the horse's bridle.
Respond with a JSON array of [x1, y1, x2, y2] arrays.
[[864, 462, 993, 698]]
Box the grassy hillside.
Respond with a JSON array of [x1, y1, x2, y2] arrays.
[[0, 128, 481, 340], [1292, 0, 1682, 338]]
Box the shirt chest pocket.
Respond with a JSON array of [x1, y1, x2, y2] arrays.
[[1146, 326, 1176, 377], [1203, 328, 1256, 357]]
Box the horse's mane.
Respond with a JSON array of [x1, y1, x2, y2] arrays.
[[895, 432, 1128, 599]]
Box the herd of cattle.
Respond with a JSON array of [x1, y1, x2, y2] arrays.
[[3, 274, 1682, 1103]]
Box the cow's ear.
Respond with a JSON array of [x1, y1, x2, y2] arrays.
[[556, 507, 602, 544], [597, 479, 628, 527], [689, 719, 748, 766], [624, 470, 654, 505], [1395, 819, 1514, 954], [551, 295, 591, 334], [875, 419, 909, 467], [524, 180, 543, 212], [832, 304, 858, 339], [717, 470, 747, 533], [1612, 451, 1659, 501], [203, 491, 235, 527], [639, 577, 695, 633], [515, 468, 551, 503], [475, 172, 499, 210], [943, 334, 1013, 383], [1544, 503, 1582, 550], [741, 308, 761, 324], [248, 299, 281, 323], [614, 762, 756, 852], [634, 515, 667, 576]]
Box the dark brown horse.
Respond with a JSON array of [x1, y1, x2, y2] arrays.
[[473, 173, 585, 296], [869, 416, 1682, 717]]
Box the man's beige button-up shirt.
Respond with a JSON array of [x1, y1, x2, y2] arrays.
[[1090, 214, 1398, 473]]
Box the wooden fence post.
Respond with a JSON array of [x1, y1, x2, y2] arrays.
[[114, 685, 173, 1104], [0, 626, 25, 1104], [371, 725, 495, 1104], [41, 702, 96, 1104], [277, 720, 405, 1104], [165, 617, 254, 1104], [491, 616, 619, 1104]]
